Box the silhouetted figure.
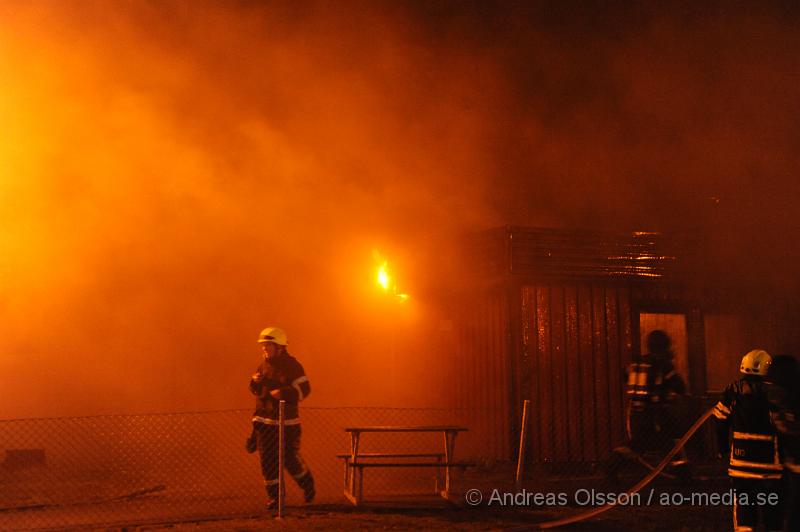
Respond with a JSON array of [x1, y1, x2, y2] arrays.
[[766, 354, 800, 531], [607, 330, 690, 482], [714, 349, 782, 532], [248, 326, 315, 508]]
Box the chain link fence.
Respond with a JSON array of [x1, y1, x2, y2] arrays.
[[0, 400, 726, 530], [1, 407, 494, 530], [597, 395, 724, 484]]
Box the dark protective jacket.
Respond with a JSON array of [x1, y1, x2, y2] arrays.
[[626, 353, 686, 412], [767, 378, 800, 473], [714, 376, 782, 479], [250, 352, 311, 426]]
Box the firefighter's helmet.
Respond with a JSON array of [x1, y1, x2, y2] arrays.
[[740, 349, 771, 376], [257, 327, 288, 346], [646, 329, 671, 354]]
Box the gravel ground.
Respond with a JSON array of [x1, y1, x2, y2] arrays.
[[72, 468, 752, 530], [98, 484, 736, 532], [104, 503, 731, 531]]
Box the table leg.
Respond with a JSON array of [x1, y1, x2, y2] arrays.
[[443, 430, 458, 497], [358, 466, 364, 504], [347, 432, 360, 504], [434, 454, 442, 493]]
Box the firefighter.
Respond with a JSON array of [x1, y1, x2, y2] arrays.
[[714, 349, 782, 532], [247, 326, 315, 508], [766, 354, 800, 531], [607, 329, 690, 482]]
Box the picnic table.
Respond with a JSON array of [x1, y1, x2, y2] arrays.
[[339, 425, 473, 505]]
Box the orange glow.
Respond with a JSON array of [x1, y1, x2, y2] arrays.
[[1, 1, 505, 417], [12, 0, 796, 419], [377, 261, 391, 290], [373, 254, 410, 301]]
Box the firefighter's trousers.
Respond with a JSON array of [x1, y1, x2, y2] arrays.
[[255, 422, 315, 500]]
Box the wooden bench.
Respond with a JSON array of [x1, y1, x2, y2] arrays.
[[341, 426, 473, 505], [336, 453, 443, 494]]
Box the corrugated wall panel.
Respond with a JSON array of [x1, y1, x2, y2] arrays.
[[592, 285, 611, 457], [521, 288, 539, 464], [578, 284, 597, 461], [536, 286, 554, 462], [523, 283, 632, 464], [550, 286, 569, 462], [605, 289, 625, 450], [564, 286, 581, 461], [506, 227, 684, 280], [497, 293, 513, 459], [449, 290, 512, 461]]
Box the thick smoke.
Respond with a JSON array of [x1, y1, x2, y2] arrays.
[[1, 1, 798, 417]]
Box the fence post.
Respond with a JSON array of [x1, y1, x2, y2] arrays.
[[515, 399, 530, 491], [278, 400, 285, 518]]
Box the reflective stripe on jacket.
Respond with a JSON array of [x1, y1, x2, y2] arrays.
[[715, 377, 782, 480]]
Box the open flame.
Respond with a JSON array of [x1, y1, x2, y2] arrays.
[[377, 261, 391, 290], [374, 256, 409, 300]]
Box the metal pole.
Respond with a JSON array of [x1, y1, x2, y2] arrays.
[[278, 400, 285, 518], [515, 399, 530, 491]]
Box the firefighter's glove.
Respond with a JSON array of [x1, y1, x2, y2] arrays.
[[245, 430, 258, 454], [249, 373, 265, 395], [269, 388, 283, 400]]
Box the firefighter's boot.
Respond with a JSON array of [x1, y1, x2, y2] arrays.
[[605, 446, 632, 484], [265, 481, 279, 509], [296, 471, 316, 503]]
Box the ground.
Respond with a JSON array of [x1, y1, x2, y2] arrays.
[[99, 479, 736, 531], [101, 503, 731, 531]]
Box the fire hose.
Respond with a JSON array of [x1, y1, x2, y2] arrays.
[[511, 406, 716, 530], [623, 401, 679, 479]]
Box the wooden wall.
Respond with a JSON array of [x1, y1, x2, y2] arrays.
[[442, 287, 513, 461], [520, 283, 633, 463]]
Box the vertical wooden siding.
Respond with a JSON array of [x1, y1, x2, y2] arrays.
[[450, 290, 512, 460], [522, 283, 631, 463]]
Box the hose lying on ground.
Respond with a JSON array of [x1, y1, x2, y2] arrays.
[[508, 406, 716, 531]]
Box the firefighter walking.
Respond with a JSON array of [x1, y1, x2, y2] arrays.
[[247, 326, 315, 508], [714, 349, 782, 531]]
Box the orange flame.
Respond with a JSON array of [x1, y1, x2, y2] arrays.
[[377, 261, 391, 290], [374, 255, 409, 300]]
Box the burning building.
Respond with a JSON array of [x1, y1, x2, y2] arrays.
[[432, 225, 800, 468]]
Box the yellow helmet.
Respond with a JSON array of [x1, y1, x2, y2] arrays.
[[740, 349, 771, 376], [257, 327, 288, 346]]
